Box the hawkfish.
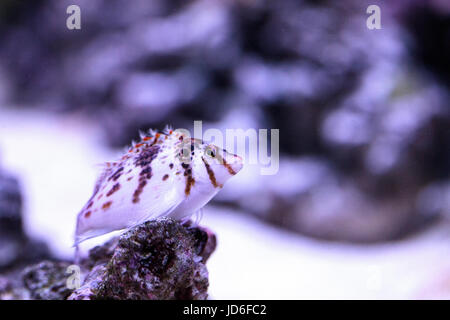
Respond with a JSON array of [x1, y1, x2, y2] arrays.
[[74, 127, 243, 248]]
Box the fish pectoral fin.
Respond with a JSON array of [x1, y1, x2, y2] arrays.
[[129, 198, 183, 228], [193, 208, 204, 226], [73, 227, 118, 247]]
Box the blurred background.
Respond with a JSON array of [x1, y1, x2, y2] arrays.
[[0, 0, 449, 299]]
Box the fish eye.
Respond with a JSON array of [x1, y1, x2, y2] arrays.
[[206, 147, 216, 158]]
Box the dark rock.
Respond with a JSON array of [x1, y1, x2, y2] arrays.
[[79, 237, 119, 271], [70, 219, 214, 300], [0, 259, 75, 300], [22, 261, 73, 300], [186, 224, 217, 263], [0, 170, 27, 270], [401, 2, 450, 89], [0, 169, 51, 271], [0, 275, 27, 299], [0, 219, 216, 300], [0, 171, 23, 236]]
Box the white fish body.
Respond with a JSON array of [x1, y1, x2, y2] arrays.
[[75, 128, 243, 245]]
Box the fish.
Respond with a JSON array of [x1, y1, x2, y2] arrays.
[[74, 126, 243, 247]]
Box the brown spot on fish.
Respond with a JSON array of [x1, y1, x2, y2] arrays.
[[86, 201, 93, 209], [182, 163, 195, 196], [140, 166, 152, 177], [84, 211, 92, 218], [162, 174, 169, 181], [132, 158, 155, 204], [127, 176, 133, 181], [202, 157, 222, 188], [132, 180, 147, 203], [97, 193, 103, 200], [102, 201, 112, 210], [169, 163, 174, 169], [222, 158, 237, 175], [134, 145, 160, 168], [150, 133, 160, 146], [181, 162, 189, 169], [109, 166, 124, 182], [106, 183, 120, 197]]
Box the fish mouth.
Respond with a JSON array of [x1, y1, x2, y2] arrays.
[[225, 153, 243, 175]]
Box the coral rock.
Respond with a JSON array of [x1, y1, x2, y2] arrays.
[[22, 261, 73, 300], [69, 218, 215, 300], [0, 218, 216, 300]]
